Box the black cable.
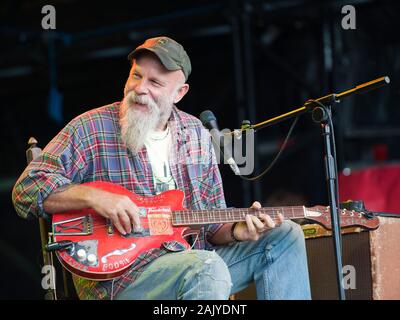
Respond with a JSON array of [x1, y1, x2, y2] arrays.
[[373, 212, 400, 218], [239, 116, 300, 181]]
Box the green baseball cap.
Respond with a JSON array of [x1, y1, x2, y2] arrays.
[[127, 36, 192, 81]]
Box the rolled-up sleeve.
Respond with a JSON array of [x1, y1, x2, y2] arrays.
[[12, 121, 87, 219]]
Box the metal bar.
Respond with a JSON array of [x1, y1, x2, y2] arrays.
[[230, 0, 251, 207], [242, 0, 261, 203]]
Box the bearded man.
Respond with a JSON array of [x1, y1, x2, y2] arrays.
[[12, 37, 311, 300]]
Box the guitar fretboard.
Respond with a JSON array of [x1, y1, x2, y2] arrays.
[[172, 206, 307, 226]]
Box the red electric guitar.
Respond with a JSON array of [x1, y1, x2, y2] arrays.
[[51, 181, 379, 281]]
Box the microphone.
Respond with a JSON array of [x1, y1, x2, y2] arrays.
[[199, 110, 240, 175]]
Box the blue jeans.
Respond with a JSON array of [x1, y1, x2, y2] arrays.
[[115, 221, 311, 300]]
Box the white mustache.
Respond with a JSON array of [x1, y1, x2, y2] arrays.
[[127, 91, 155, 107]]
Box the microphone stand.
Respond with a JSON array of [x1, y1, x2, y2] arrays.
[[240, 76, 390, 300]]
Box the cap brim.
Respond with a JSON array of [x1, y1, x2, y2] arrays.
[[128, 48, 181, 72]]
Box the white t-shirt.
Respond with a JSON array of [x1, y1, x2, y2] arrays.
[[144, 126, 176, 194]]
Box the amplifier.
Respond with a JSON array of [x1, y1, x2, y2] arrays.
[[233, 217, 400, 300]]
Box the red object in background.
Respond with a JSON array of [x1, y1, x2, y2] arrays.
[[373, 144, 388, 162], [339, 164, 400, 214]]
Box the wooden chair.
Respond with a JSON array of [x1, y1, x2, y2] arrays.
[[26, 137, 77, 300]]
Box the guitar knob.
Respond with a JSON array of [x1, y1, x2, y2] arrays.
[[87, 253, 97, 266], [77, 249, 87, 262]]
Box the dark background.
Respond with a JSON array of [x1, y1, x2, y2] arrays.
[[1, 0, 399, 299]]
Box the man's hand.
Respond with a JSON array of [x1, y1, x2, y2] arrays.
[[43, 184, 141, 236], [89, 189, 141, 235], [233, 201, 284, 242]]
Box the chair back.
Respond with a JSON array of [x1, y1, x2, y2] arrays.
[[26, 137, 76, 300]]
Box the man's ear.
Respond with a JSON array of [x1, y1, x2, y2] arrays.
[[173, 83, 190, 104]]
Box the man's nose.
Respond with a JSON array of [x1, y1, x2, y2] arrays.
[[133, 79, 149, 95]]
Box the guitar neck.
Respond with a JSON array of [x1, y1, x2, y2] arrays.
[[172, 206, 307, 226]]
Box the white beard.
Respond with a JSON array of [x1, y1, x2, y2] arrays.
[[119, 91, 173, 154]]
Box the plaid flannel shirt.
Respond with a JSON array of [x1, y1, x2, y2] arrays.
[[12, 102, 227, 299]]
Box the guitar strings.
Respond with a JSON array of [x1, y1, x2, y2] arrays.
[[82, 213, 289, 230], [55, 207, 312, 234], [60, 209, 302, 232]]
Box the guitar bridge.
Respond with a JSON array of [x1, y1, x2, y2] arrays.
[[53, 215, 93, 236]]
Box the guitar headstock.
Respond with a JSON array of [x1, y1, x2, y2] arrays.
[[304, 205, 380, 230]]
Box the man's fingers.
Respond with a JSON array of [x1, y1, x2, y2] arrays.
[[111, 217, 127, 235], [125, 205, 142, 230], [244, 201, 285, 240], [251, 201, 261, 209], [265, 215, 276, 228], [118, 196, 141, 233], [257, 213, 275, 229], [117, 211, 132, 234], [251, 215, 265, 232], [277, 213, 284, 226], [250, 202, 264, 233], [245, 214, 257, 235]]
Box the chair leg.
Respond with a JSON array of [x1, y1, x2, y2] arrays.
[[62, 268, 70, 298]]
